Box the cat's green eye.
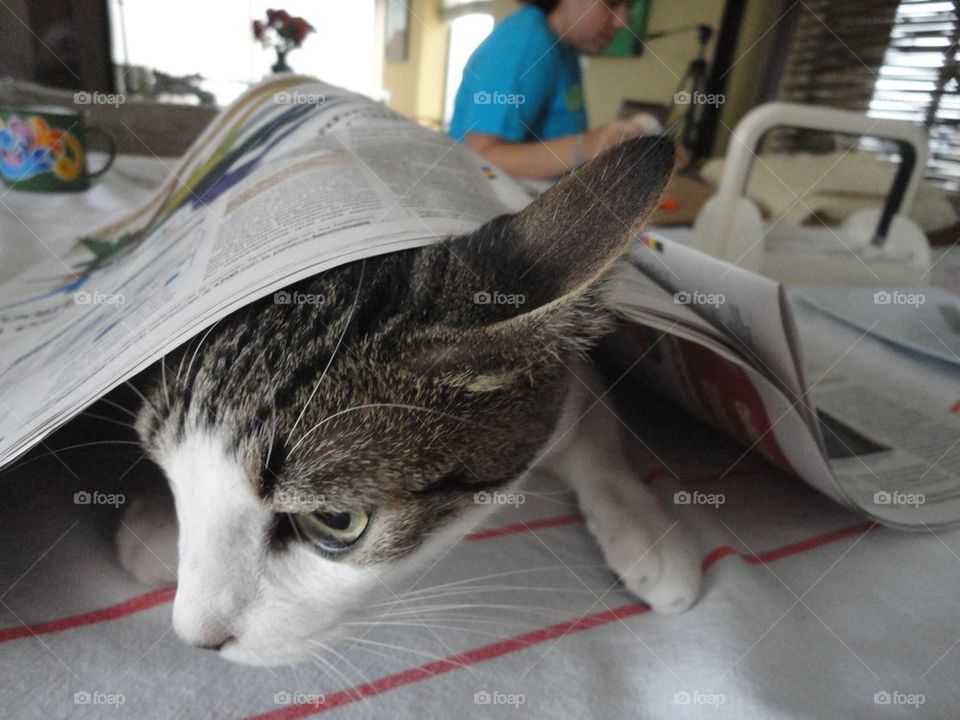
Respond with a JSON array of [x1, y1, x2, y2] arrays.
[[295, 507, 370, 553]]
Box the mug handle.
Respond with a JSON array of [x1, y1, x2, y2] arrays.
[[84, 126, 117, 178]]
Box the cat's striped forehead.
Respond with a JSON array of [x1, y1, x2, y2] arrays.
[[137, 248, 574, 563]]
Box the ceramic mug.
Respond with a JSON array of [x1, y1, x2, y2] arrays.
[[0, 105, 116, 192]]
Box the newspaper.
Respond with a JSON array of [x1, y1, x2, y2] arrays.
[[3, 75, 957, 530], [0, 76, 531, 466], [611, 233, 960, 529]]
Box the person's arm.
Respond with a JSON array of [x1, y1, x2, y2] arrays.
[[464, 133, 579, 179], [464, 120, 655, 180]]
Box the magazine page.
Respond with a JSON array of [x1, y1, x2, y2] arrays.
[[610, 272, 845, 507], [614, 234, 960, 529], [610, 262, 764, 366], [796, 298, 960, 528], [628, 233, 811, 415], [0, 77, 529, 466]]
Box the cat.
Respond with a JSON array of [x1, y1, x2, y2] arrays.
[[116, 135, 702, 666]]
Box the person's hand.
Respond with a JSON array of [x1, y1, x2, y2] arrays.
[[583, 120, 648, 161]]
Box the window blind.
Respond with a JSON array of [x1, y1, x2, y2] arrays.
[[869, 0, 959, 190], [776, 0, 959, 191]]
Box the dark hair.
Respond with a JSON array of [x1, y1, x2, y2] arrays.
[[521, 0, 560, 14]]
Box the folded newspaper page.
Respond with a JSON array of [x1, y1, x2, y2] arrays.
[[0, 76, 531, 466], [611, 232, 960, 529]]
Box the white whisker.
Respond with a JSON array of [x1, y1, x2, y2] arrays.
[[369, 602, 573, 619], [305, 648, 357, 698], [371, 585, 593, 606], [309, 638, 372, 689], [339, 636, 452, 663], [76, 410, 136, 431], [347, 613, 545, 631], [340, 640, 406, 666], [160, 357, 171, 411], [375, 564, 609, 603], [181, 318, 222, 386], [288, 259, 367, 442], [341, 620, 511, 640], [124, 380, 159, 422]]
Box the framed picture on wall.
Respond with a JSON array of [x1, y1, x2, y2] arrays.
[[384, 1, 411, 63], [603, 0, 651, 57]]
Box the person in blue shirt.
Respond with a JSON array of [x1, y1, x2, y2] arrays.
[[450, 0, 651, 179]]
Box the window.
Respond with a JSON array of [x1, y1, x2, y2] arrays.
[[776, 0, 960, 191], [108, 0, 379, 106], [868, 0, 960, 190], [443, 13, 494, 128]]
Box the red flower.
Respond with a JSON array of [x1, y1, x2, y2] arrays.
[[289, 17, 315, 45], [267, 9, 291, 26], [257, 9, 314, 52]]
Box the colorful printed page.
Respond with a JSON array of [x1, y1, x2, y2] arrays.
[[0, 77, 530, 466]]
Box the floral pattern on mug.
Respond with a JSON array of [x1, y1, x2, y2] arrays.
[[0, 115, 83, 182]]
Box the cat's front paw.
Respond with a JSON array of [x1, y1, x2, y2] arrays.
[[116, 496, 179, 586], [619, 525, 701, 614]]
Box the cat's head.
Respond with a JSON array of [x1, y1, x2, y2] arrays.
[[136, 136, 674, 665]]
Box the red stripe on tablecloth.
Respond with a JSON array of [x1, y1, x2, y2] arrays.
[[747, 520, 875, 564], [241, 520, 877, 720], [0, 586, 175, 643], [640, 468, 671, 484], [465, 513, 583, 541], [700, 520, 875, 572], [951, 399, 960, 413]]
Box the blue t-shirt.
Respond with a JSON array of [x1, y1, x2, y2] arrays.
[[449, 5, 587, 143]]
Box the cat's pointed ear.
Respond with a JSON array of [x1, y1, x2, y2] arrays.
[[452, 135, 675, 315], [504, 134, 675, 305], [410, 137, 676, 390]]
